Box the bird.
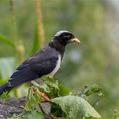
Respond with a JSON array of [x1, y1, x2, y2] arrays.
[[0, 30, 80, 95]]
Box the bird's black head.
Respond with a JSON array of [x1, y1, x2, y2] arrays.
[[52, 30, 80, 46], [49, 30, 80, 55]]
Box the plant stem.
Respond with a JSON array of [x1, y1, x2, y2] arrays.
[[9, 0, 25, 97], [9, 0, 25, 64], [9, 0, 18, 44], [34, 0, 45, 48]]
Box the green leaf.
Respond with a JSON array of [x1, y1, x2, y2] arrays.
[[25, 87, 42, 111], [0, 34, 15, 48], [52, 96, 101, 119], [40, 77, 60, 98], [31, 77, 70, 98], [42, 77, 70, 98], [84, 85, 103, 96], [43, 77, 59, 90], [58, 83, 70, 96], [31, 80, 50, 93], [24, 111, 44, 119], [9, 110, 44, 119]]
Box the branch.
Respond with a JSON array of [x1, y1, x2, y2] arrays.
[[0, 97, 25, 119], [0, 97, 64, 119]]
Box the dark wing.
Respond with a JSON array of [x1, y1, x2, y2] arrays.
[[29, 56, 58, 76], [10, 63, 38, 88], [9, 47, 58, 88]]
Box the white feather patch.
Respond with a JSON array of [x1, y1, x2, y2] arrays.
[[48, 55, 61, 77], [55, 30, 70, 37]]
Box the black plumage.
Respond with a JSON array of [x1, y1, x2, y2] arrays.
[[0, 30, 80, 95]]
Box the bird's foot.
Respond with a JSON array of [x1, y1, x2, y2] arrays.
[[31, 87, 50, 102], [39, 92, 50, 101]]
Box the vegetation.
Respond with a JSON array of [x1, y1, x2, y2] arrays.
[[0, 0, 119, 119]]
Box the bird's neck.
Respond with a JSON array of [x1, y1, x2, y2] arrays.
[[48, 39, 65, 56]]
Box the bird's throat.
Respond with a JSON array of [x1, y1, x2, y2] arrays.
[[49, 40, 65, 56]]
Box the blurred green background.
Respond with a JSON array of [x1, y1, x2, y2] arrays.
[[0, 0, 119, 118]]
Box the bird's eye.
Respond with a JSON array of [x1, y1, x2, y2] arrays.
[[64, 35, 71, 39]]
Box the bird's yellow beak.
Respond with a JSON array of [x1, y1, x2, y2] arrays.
[[71, 37, 80, 44]]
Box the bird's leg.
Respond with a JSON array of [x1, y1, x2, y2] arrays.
[[28, 80, 50, 101], [31, 86, 50, 101], [38, 91, 50, 102]]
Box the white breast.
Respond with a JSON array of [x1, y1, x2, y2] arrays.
[[49, 55, 61, 77]]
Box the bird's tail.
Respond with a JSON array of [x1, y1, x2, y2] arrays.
[[0, 82, 12, 95]]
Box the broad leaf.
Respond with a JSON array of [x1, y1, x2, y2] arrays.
[[52, 96, 101, 119]]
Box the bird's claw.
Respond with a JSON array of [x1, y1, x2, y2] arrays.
[[31, 87, 50, 102]]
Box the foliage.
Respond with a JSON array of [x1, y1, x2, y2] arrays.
[[8, 77, 101, 119], [0, 34, 15, 48], [8, 111, 44, 119], [0, 0, 119, 119]]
